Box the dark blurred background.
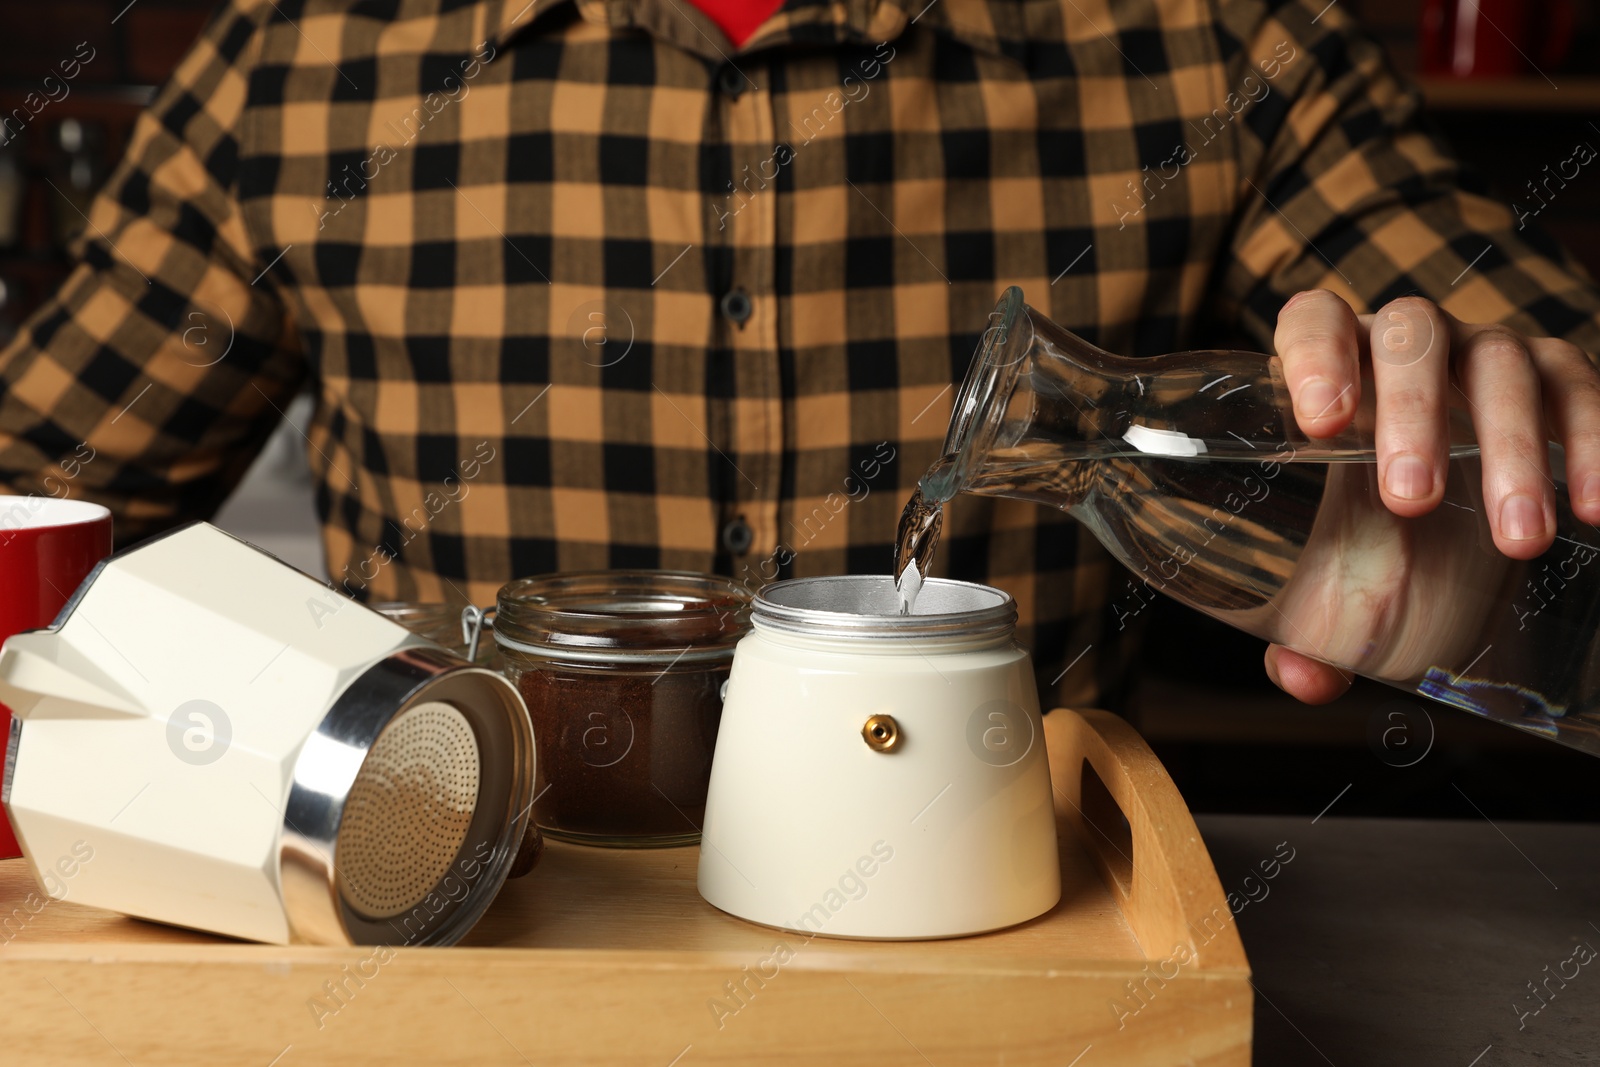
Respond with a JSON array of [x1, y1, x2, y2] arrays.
[[1, 0, 1597, 820]]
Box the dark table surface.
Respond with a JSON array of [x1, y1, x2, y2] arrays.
[[1195, 814, 1600, 1067]]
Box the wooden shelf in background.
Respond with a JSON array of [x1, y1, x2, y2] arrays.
[[1416, 75, 1600, 113]]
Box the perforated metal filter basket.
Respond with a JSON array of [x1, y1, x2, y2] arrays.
[[337, 702, 482, 919], [282, 651, 533, 946]]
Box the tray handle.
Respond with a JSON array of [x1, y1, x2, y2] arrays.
[[1044, 707, 1248, 972]]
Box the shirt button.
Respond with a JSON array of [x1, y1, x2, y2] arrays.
[[721, 517, 754, 555], [720, 288, 753, 325], [717, 64, 746, 99]]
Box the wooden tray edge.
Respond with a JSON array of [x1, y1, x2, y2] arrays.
[[1046, 707, 1250, 975]]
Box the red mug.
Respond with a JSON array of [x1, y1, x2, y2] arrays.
[[1419, 0, 1574, 78], [0, 496, 113, 858]]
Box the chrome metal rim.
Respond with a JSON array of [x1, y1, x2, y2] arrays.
[[752, 575, 1016, 640]]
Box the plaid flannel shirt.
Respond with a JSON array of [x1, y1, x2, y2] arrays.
[[2, 0, 1598, 707]]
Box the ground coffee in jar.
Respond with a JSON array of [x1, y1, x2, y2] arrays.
[[494, 572, 750, 847]]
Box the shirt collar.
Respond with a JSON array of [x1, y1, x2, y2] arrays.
[[483, 0, 1028, 65]]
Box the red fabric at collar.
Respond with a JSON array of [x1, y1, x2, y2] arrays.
[[684, 0, 785, 46]]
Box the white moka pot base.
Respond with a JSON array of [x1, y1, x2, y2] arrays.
[[697, 576, 1061, 940]]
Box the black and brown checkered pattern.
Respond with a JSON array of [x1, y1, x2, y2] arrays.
[[3, 0, 1599, 707]]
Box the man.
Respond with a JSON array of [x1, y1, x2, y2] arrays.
[[0, 0, 1596, 711]]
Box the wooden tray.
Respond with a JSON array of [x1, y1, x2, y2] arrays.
[[0, 709, 1250, 1066]]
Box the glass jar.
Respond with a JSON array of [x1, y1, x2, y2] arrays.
[[493, 571, 750, 847]]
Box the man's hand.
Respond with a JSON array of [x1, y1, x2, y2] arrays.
[[1264, 289, 1600, 703]]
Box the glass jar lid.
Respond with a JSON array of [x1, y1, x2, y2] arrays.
[[372, 602, 462, 646], [495, 571, 750, 663], [373, 601, 498, 665]]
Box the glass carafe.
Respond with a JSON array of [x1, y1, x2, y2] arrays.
[[919, 287, 1600, 757]]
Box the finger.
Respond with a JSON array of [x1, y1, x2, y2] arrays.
[[1454, 323, 1556, 558], [1264, 645, 1353, 705], [1368, 297, 1453, 517], [1273, 289, 1363, 438], [1529, 336, 1600, 526]]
